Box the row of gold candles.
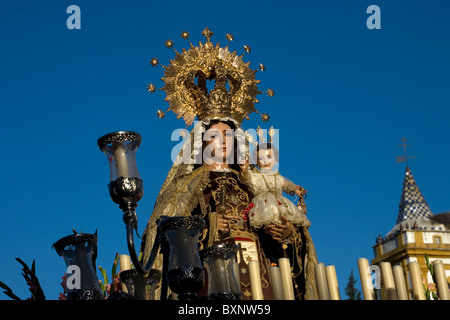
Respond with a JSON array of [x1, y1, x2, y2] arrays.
[[250, 258, 295, 300], [314, 263, 341, 300], [358, 257, 450, 300], [249, 259, 343, 300], [118, 254, 449, 300]]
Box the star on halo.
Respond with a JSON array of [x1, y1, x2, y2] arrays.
[[261, 113, 270, 122], [147, 83, 156, 93], [149, 57, 159, 67], [156, 109, 165, 119], [164, 39, 174, 49], [225, 33, 234, 42], [180, 31, 190, 39]]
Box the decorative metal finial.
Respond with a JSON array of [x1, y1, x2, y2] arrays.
[[201, 27, 214, 42], [268, 126, 276, 143], [257, 126, 265, 143], [396, 136, 416, 167]]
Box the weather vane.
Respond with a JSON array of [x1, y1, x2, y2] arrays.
[[396, 136, 416, 167]]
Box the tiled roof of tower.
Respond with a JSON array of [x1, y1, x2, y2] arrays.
[[396, 166, 433, 224]]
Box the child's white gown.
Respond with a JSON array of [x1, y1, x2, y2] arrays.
[[244, 168, 311, 229]]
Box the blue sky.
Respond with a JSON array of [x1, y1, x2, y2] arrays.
[[1, 0, 450, 300]]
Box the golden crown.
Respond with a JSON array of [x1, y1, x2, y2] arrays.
[[246, 125, 277, 147], [147, 27, 274, 126]]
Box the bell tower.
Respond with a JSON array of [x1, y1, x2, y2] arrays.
[[372, 139, 450, 299]]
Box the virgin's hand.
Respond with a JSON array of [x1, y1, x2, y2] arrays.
[[265, 224, 285, 242], [217, 211, 236, 232]]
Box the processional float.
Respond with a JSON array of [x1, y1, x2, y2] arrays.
[[54, 27, 281, 300]]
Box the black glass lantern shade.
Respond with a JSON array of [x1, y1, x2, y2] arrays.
[[159, 216, 205, 300], [119, 269, 162, 300], [200, 243, 241, 300], [53, 233, 103, 300]]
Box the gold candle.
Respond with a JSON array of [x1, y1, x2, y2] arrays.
[[278, 258, 295, 300], [119, 254, 132, 271], [269, 265, 284, 300], [119, 254, 132, 292], [113, 142, 129, 178], [213, 256, 228, 293], [380, 262, 397, 300], [433, 260, 450, 300], [314, 263, 329, 300], [233, 260, 241, 289], [357, 258, 375, 300], [392, 265, 409, 300], [249, 261, 264, 300], [408, 262, 425, 300], [325, 265, 340, 300]]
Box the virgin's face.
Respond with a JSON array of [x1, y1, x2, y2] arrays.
[[257, 148, 277, 170], [203, 122, 234, 163]]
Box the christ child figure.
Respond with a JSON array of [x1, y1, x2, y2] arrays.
[[240, 143, 311, 230]]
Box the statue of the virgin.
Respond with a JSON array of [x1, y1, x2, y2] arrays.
[[140, 28, 319, 300]]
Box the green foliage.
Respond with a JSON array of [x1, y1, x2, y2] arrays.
[[98, 265, 108, 295], [112, 252, 119, 278], [345, 269, 362, 300], [98, 253, 121, 297], [424, 252, 439, 300]]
